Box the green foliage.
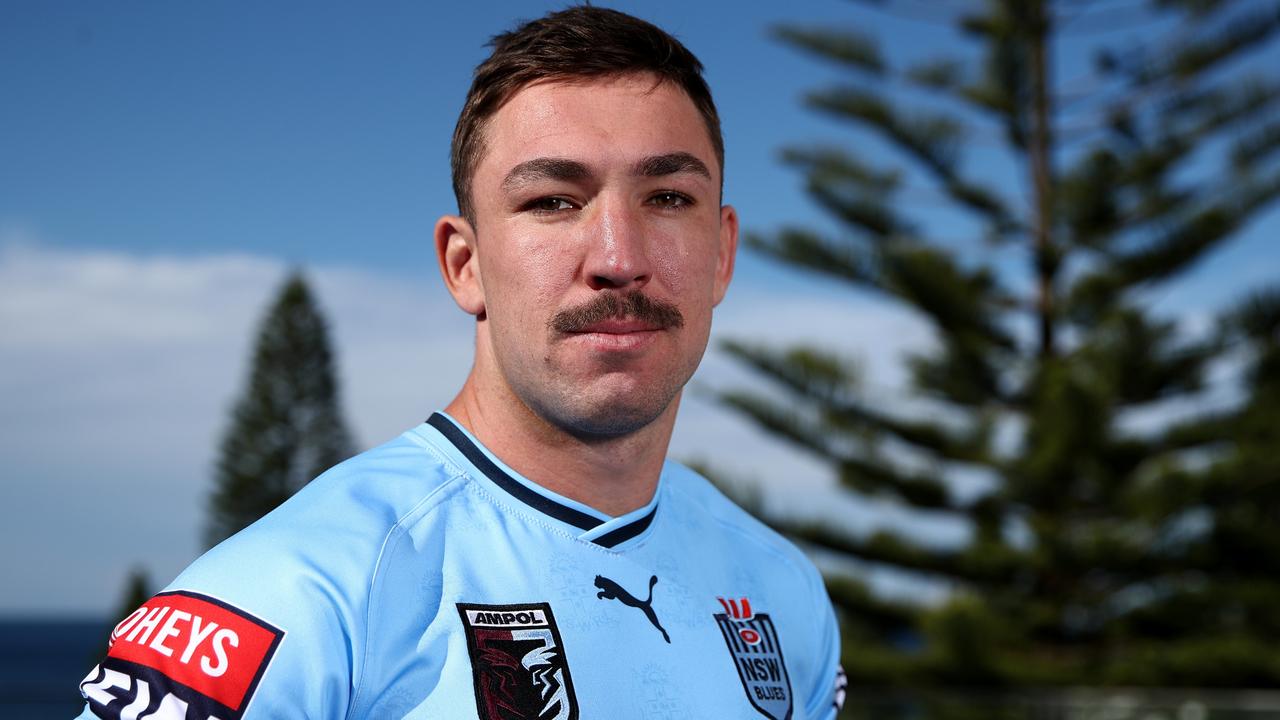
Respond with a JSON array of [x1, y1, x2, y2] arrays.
[[720, 0, 1280, 696], [920, 596, 1013, 686], [205, 272, 354, 548], [772, 26, 884, 76]]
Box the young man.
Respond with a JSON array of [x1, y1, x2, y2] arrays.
[[77, 7, 844, 719]]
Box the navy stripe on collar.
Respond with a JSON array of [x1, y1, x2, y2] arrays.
[[592, 506, 657, 548], [427, 413, 603, 532]]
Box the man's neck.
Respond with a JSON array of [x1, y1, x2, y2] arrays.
[[443, 374, 677, 517]]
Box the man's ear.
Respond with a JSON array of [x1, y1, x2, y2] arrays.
[[434, 214, 485, 316], [713, 204, 739, 306]]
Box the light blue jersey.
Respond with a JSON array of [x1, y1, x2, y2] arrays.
[[78, 413, 843, 719]]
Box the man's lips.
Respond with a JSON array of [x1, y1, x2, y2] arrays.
[[562, 317, 665, 352], [568, 318, 664, 334]]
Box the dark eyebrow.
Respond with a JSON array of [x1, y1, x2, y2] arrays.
[[502, 158, 591, 192], [633, 152, 712, 180]]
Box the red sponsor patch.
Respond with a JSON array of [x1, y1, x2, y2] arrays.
[[104, 590, 283, 714]]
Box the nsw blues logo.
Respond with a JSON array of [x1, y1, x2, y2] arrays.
[[714, 597, 793, 720], [457, 603, 579, 720]]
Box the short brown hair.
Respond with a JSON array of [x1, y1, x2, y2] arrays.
[[450, 6, 724, 222]]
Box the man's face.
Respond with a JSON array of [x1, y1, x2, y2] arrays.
[[455, 73, 737, 438]]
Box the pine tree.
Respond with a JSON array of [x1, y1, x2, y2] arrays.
[[110, 568, 151, 622], [719, 0, 1280, 693], [206, 272, 355, 548], [90, 568, 153, 667], [1112, 288, 1280, 688]]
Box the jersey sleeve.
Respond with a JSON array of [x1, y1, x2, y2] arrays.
[[74, 539, 363, 720], [72, 434, 442, 720], [72, 488, 388, 720], [802, 567, 845, 720]]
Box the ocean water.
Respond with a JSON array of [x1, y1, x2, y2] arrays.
[[0, 618, 108, 719]]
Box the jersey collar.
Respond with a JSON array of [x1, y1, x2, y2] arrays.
[[424, 412, 659, 549]]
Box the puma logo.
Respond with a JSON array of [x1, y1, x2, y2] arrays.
[[594, 574, 670, 643]]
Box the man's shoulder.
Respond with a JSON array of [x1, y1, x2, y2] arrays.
[[81, 427, 478, 718], [297, 424, 472, 526], [167, 426, 471, 616], [661, 461, 823, 581], [229, 426, 466, 541]]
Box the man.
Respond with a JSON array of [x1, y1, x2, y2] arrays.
[[77, 7, 844, 719]]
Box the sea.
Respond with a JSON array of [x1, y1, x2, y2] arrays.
[[0, 618, 109, 718]]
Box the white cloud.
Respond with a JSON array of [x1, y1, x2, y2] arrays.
[[0, 239, 944, 616], [1, 243, 285, 614], [0, 241, 473, 615]]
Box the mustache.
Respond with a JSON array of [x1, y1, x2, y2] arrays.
[[550, 291, 685, 333]]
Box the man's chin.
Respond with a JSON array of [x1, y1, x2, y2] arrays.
[[531, 390, 677, 443]]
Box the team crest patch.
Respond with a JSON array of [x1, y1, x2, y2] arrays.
[[80, 590, 284, 720], [715, 597, 793, 720], [458, 602, 579, 720]]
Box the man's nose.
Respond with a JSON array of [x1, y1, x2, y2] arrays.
[[583, 197, 652, 291]]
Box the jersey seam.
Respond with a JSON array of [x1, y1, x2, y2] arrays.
[[414, 425, 652, 556], [464, 480, 629, 556], [667, 479, 810, 571], [668, 479, 834, 717], [347, 434, 473, 718], [349, 437, 629, 713], [667, 472, 831, 715], [803, 561, 837, 718]]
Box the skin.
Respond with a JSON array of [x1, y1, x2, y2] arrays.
[[434, 73, 738, 516]]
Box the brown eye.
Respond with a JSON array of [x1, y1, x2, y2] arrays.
[[527, 197, 577, 214], [649, 191, 692, 209]]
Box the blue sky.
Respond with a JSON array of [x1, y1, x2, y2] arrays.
[[2, 2, 1276, 617], [3, 0, 869, 275]]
